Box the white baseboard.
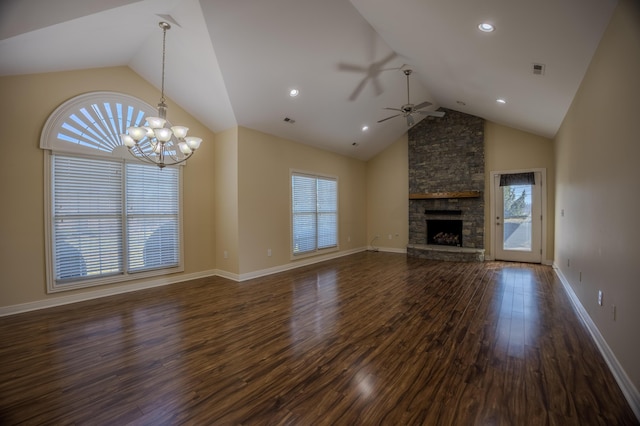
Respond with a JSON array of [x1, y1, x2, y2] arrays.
[[215, 269, 240, 282], [553, 264, 640, 421], [235, 247, 367, 282], [0, 269, 219, 317], [482, 256, 552, 265], [377, 246, 407, 254]]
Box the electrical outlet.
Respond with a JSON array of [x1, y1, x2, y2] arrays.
[[267, 248, 272, 257], [347, 236, 351, 243], [561, 209, 565, 217], [224, 250, 228, 259], [388, 234, 392, 240], [598, 290, 603, 306]]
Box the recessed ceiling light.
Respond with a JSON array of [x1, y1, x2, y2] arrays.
[[289, 89, 299, 97], [362, 125, 369, 132], [478, 22, 495, 32], [496, 98, 506, 104]]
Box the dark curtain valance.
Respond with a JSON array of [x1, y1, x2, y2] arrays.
[[499, 172, 535, 186]]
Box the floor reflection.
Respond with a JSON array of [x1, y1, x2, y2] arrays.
[[493, 267, 540, 358], [290, 269, 339, 355], [48, 300, 187, 421]]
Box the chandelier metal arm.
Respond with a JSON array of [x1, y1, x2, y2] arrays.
[[127, 141, 194, 169]]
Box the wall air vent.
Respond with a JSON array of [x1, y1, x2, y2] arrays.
[[532, 63, 546, 76]]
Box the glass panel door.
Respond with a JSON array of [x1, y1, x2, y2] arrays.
[[503, 184, 533, 251], [494, 173, 542, 263]]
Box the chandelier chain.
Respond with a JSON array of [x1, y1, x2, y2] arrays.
[[160, 23, 167, 104]]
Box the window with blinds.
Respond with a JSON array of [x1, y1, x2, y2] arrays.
[[41, 92, 184, 292], [53, 156, 124, 281], [51, 155, 181, 288], [126, 163, 179, 272], [291, 172, 337, 256]]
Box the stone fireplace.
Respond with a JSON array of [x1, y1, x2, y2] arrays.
[[407, 108, 485, 262]]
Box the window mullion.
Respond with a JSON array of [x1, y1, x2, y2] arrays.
[[122, 160, 130, 274], [315, 179, 320, 252]]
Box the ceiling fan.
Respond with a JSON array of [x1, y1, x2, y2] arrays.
[[377, 69, 445, 127]]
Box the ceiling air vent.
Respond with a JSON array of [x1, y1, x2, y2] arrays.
[[532, 63, 546, 76]]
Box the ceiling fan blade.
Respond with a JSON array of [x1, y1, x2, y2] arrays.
[[377, 114, 402, 123], [416, 110, 446, 118], [348, 77, 369, 101], [407, 114, 415, 126], [372, 76, 383, 96], [383, 107, 403, 112], [414, 101, 433, 110], [338, 63, 368, 73], [377, 51, 398, 68]]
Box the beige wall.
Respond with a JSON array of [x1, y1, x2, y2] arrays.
[[235, 127, 367, 275], [554, 0, 640, 391], [0, 67, 216, 308], [366, 134, 408, 251], [484, 121, 555, 261], [214, 127, 240, 275]]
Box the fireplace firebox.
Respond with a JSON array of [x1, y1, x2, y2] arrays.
[[426, 219, 462, 247]]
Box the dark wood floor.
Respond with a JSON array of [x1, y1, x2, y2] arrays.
[[0, 252, 637, 425]]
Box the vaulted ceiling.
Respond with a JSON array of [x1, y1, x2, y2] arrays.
[[0, 0, 617, 160]]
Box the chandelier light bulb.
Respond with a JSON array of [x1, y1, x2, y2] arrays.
[[178, 142, 192, 155], [154, 127, 172, 142], [185, 137, 202, 150], [127, 127, 147, 141], [146, 116, 166, 129], [121, 134, 136, 147], [171, 126, 189, 139]]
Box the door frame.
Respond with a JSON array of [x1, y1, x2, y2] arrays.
[[489, 168, 547, 263]]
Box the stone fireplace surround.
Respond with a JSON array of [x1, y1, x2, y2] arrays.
[[407, 108, 485, 262]]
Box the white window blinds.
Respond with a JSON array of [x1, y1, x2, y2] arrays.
[[50, 155, 181, 287], [126, 163, 180, 272], [291, 173, 337, 255], [53, 156, 124, 282]]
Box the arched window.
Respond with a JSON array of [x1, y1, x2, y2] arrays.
[[41, 92, 183, 292]]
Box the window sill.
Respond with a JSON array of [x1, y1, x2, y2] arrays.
[[47, 265, 184, 294]]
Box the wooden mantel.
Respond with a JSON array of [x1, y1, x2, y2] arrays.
[[409, 191, 481, 200]]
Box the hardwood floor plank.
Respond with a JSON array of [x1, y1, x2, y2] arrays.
[[0, 253, 637, 425]]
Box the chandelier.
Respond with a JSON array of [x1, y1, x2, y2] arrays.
[[121, 21, 202, 168]]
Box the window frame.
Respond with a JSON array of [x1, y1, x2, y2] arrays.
[[41, 92, 185, 293], [290, 169, 339, 259]]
